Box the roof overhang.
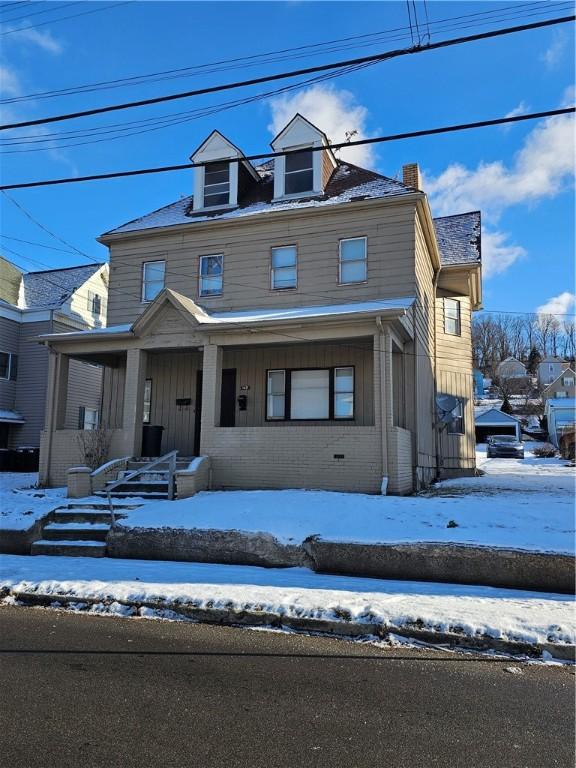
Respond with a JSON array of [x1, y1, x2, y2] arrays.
[[438, 263, 482, 310], [0, 410, 25, 424]]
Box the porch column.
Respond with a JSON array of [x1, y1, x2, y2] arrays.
[[374, 330, 393, 492], [40, 350, 69, 484], [200, 343, 222, 437], [53, 353, 70, 429], [123, 348, 148, 456]]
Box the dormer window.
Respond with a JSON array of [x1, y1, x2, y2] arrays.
[[284, 150, 314, 195], [204, 161, 230, 208]]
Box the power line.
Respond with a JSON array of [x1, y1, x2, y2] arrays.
[[0, 1, 128, 37], [0, 2, 72, 24], [2, 15, 573, 132], [3, 2, 564, 105], [2, 106, 573, 191], [1, 233, 78, 254]]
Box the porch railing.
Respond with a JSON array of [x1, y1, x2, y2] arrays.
[[106, 450, 178, 525]]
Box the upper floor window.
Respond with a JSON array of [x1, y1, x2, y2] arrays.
[[284, 150, 313, 195], [87, 290, 101, 316], [563, 376, 574, 387], [199, 254, 223, 297], [339, 237, 367, 284], [444, 298, 461, 336], [203, 162, 230, 207], [0, 351, 17, 381], [142, 260, 165, 302], [271, 246, 297, 290]]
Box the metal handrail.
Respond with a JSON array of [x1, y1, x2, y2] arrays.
[[106, 450, 178, 525]]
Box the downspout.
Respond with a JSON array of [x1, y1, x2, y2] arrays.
[[375, 316, 389, 493], [432, 268, 441, 482]]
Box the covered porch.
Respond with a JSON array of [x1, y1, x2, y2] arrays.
[[39, 289, 416, 495]]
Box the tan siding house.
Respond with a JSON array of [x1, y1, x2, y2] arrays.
[[37, 114, 482, 495]]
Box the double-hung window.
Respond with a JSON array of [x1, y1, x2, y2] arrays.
[[87, 290, 101, 316], [284, 150, 313, 195], [447, 400, 464, 434], [444, 298, 461, 336], [79, 406, 99, 431], [199, 254, 223, 297], [0, 351, 17, 381], [563, 376, 574, 387], [339, 237, 367, 284], [203, 162, 230, 208], [142, 261, 165, 302], [266, 367, 355, 421], [271, 246, 297, 289]]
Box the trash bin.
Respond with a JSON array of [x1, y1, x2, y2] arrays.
[[141, 425, 164, 457], [13, 447, 40, 472], [0, 449, 11, 472]]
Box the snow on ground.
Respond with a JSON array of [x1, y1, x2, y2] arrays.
[[1, 555, 572, 647], [0, 473, 151, 530], [119, 446, 574, 554]]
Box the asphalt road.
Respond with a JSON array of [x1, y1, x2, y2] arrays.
[[0, 606, 573, 768]]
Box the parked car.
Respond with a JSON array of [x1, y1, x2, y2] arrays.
[[486, 435, 525, 459]]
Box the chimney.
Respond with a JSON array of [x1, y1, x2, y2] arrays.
[[402, 163, 422, 190]]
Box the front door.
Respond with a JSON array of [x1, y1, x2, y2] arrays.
[[220, 368, 237, 427]]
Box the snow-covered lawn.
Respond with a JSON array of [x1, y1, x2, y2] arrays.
[[0, 473, 67, 530], [1, 555, 573, 648], [117, 446, 574, 555]]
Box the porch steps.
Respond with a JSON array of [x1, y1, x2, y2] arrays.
[[94, 490, 169, 500], [31, 503, 135, 557], [98, 456, 193, 501]]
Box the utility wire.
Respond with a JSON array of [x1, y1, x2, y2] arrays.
[[0, 1, 128, 37], [1, 233, 79, 254], [2, 106, 573, 191], [3, 1, 563, 105], [0, 2, 72, 24], [2, 15, 573, 131]]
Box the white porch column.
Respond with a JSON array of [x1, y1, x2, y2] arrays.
[[200, 343, 222, 438], [54, 353, 70, 429], [374, 330, 393, 492], [123, 348, 148, 456], [40, 350, 69, 484]]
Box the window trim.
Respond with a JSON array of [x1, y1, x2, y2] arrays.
[[284, 149, 314, 196], [82, 407, 99, 431], [0, 350, 17, 381], [141, 260, 166, 303], [265, 366, 355, 422], [198, 253, 224, 298], [447, 399, 465, 435], [203, 161, 231, 209], [338, 236, 368, 286], [444, 298, 462, 336], [270, 244, 298, 291]]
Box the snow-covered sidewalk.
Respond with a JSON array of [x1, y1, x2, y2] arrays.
[[1, 554, 573, 650]]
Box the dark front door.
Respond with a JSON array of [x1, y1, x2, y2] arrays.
[[220, 368, 237, 427], [193, 370, 203, 456]]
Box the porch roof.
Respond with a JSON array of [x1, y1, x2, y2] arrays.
[[38, 292, 416, 343]]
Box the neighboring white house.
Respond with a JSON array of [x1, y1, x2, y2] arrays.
[[537, 356, 570, 388], [497, 357, 526, 379], [544, 397, 576, 447], [474, 406, 521, 442], [542, 368, 576, 401]]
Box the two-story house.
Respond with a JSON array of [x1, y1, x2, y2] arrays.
[[542, 368, 576, 400], [0, 256, 108, 467], [537, 356, 571, 388], [37, 114, 482, 495]]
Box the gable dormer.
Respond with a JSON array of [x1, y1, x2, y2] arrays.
[[190, 130, 259, 211], [270, 113, 337, 200]]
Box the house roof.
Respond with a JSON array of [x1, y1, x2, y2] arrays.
[[433, 212, 481, 267], [19, 264, 105, 310], [103, 161, 415, 237], [474, 406, 520, 424], [543, 368, 576, 392]]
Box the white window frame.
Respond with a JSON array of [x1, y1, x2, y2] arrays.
[[447, 400, 464, 434], [334, 366, 355, 419], [266, 370, 286, 421], [563, 377, 574, 387], [141, 260, 166, 302], [83, 407, 99, 431], [0, 350, 17, 381], [199, 254, 224, 297], [87, 290, 101, 316], [203, 161, 231, 208], [266, 366, 355, 421], [271, 245, 297, 290], [444, 298, 461, 336], [283, 149, 314, 196], [338, 237, 367, 285]]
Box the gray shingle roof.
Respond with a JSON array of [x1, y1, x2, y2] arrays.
[[104, 162, 414, 236], [433, 211, 481, 267], [21, 264, 104, 309]]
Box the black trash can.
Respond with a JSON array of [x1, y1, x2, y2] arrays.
[[0, 449, 11, 472], [13, 447, 40, 472], [141, 425, 164, 457]]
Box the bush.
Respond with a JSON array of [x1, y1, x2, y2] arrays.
[[532, 443, 557, 458]]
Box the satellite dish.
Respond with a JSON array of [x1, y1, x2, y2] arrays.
[[436, 394, 459, 414]]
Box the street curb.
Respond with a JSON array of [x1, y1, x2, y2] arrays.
[[6, 588, 575, 662]]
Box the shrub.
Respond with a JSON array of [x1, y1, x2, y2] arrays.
[[532, 443, 557, 458]]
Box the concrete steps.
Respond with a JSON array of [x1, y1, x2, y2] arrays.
[[99, 456, 192, 501], [31, 540, 107, 557]]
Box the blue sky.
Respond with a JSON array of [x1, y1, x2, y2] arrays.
[[1, 1, 574, 317]]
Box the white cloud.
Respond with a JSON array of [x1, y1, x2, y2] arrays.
[[500, 101, 528, 132], [3, 25, 62, 55], [537, 292, 576, 318], [481, 230, 526, 279], [268, 84, 375, 166], [0, 65, 21, 96], [541, 30, 568, 70]]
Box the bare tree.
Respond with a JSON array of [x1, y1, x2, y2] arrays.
[[77, 427, 111, 471]]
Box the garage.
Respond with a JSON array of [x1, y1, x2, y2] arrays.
[[474, 407, 521, 443]]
